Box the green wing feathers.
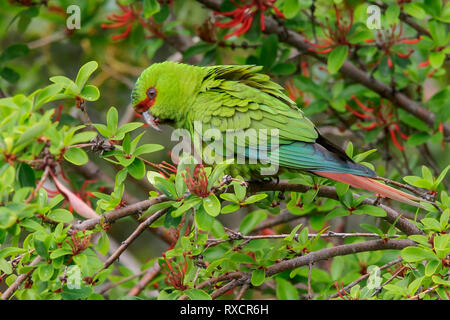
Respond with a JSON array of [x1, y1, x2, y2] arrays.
[[189, 65, 318, 143]]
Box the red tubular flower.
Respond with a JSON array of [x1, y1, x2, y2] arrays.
[[214, 0, 284, 39], [162, 252, 188, 290], [369, 24, 421, 70], [182, 164, 210, 198], [101, 4, 143, 40], [418, 60, 430, 68], [347, 97, 408, 151], [304, 4, 353, 54]]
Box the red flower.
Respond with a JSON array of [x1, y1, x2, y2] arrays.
[[182, 164, 210, 198], [214, 0, 285, 39], [101, 4, 143, 40], [285, 76, 310, 107], [370, 24, 422, 69], [304, 4, 353, 54], [162, 252, 188, 291], [346, 96, 408, 151]]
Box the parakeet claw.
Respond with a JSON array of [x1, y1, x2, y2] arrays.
[[143, 111, 161, 132]]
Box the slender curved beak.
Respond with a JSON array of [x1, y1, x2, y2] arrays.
[[142, 111, 161, 132]]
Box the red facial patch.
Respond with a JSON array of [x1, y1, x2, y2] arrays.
[[135, 87, 157, 113]]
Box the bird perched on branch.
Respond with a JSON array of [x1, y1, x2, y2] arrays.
[[131, 61, 425, 208]]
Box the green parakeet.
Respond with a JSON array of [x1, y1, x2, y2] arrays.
[[131, 61, 423, 207]]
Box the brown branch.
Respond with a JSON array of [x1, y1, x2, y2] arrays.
[[206, 231, 401, 246], [72, 195, 168, 231], [249, 180, 423, 236], [327, 257, 402, 299], [196, 0, 450, 139], [98, 270, 146, 295], [265, 239, 415, 277], [25, 165, 50, 204], [127, 261, 161, 297], [410, 285, 440, 300], [205, 239, 415, 300], [95, 208, 169, 273], [235, 283, 249, 300], [2, 256, 43, 300]]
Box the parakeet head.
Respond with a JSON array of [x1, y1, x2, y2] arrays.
[[131, 61, 206, 131]]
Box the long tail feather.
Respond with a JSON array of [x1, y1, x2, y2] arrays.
[[314, 171, 425, 208]]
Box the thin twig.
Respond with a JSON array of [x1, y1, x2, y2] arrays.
[[127, 261, 161, 296], [328, 257, 402, 299], [95, 208, 169, 274], [2, 256, 43, 300], [25, 166, 50, 204]]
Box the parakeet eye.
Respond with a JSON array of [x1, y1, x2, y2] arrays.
[[147, 87, 157, 100]]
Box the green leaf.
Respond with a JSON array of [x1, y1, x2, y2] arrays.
[[50, 248, 72, 259], [0, 208, 17, 229], [428, 20, 447, 46], [435, 165, 450, 187], [424, 0, 442, 17], [251, 268, 265, 286], [401, 246, 438, 262], [17, 163, 35, 188], [429, 51, 445, 68], [239, 210, 267, 235], [47, 208, 73, 223], [353, 205, 386, 217], [407, 132, 430, 146], [64, 147, 89, 165], [61, 285, 93, 300], [33, 236, 50, 259], [0, 44, 30, 63], [0, 258, 12, 274], [183, 288, 211, 300], [230, 253, 255, 264], [241, 193, 267, 205], [328, 45, 348, 74], [261, 34, 278, 70], [220, 193, 239, 203], [385, 4, 400, 24], [203, 194, 221, 217], [360, 223, 384, 236], [183, 42, 216, 60], [425, 259, 440, 276], [276, 277, 299, 300], [172, 197, 202, 217], [271, 62, 296, 75], [221, 203, 240, 214], [134, 144, 164, 156], [38, 263, 54, 281], [325, 207, 349, 221], [283, 0, 301, 19], [107, 107, 118, 136], [127, 158, 146, 180], [404, 3, 427, 19], [115, 122, 144, 139], [80, 85, 100, 101], [75, 61, 98, 89], [96, 230, 110, 255], [0, 67, 20, 83], [195, 207, 214, 231], [49, 76, 79, 94], [143, 0, 160, 18], [15, 120, 49, 149]]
